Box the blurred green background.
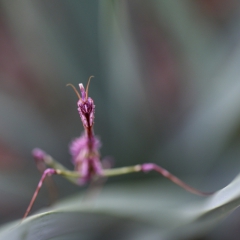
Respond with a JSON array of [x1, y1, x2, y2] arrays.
[[1, 0, 240, 239]]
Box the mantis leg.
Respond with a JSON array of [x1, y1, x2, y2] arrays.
[[23, 169, 57, 220], [32, 148, 80, 185], [24, 158, 212, 220], [23, 168, 81, 220], [102, 163, 213, 196], [34, 152, 59, 205]]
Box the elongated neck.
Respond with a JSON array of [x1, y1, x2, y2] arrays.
[[86, 126, 93, 139]]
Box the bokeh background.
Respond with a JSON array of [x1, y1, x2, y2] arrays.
[[1, 0, 240, 239]]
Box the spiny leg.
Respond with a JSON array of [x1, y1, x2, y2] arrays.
[[23, 168, 81, 220], [102, 163, 213, 196], [23, 162, 211, 220], [141, 163, 213, 196], [23, 169, 57, 220], [33, 150, 59, 205], [32, 148, 80, 185]]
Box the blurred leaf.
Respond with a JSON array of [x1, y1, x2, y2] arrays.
[[1, 172, 240, 239]]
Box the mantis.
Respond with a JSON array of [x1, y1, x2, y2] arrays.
[[23, 76, 212, 220]]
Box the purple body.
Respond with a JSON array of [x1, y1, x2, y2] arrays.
[[69, 82, 103, 184]]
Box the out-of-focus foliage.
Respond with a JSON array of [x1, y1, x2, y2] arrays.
[[1, 0, 240, 239], [2, 174, 240, 240]]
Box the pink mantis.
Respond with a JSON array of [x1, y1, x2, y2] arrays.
[[23, 76, 212, 220]]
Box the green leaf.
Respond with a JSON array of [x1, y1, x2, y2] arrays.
[[1, 174, 240, 240]]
